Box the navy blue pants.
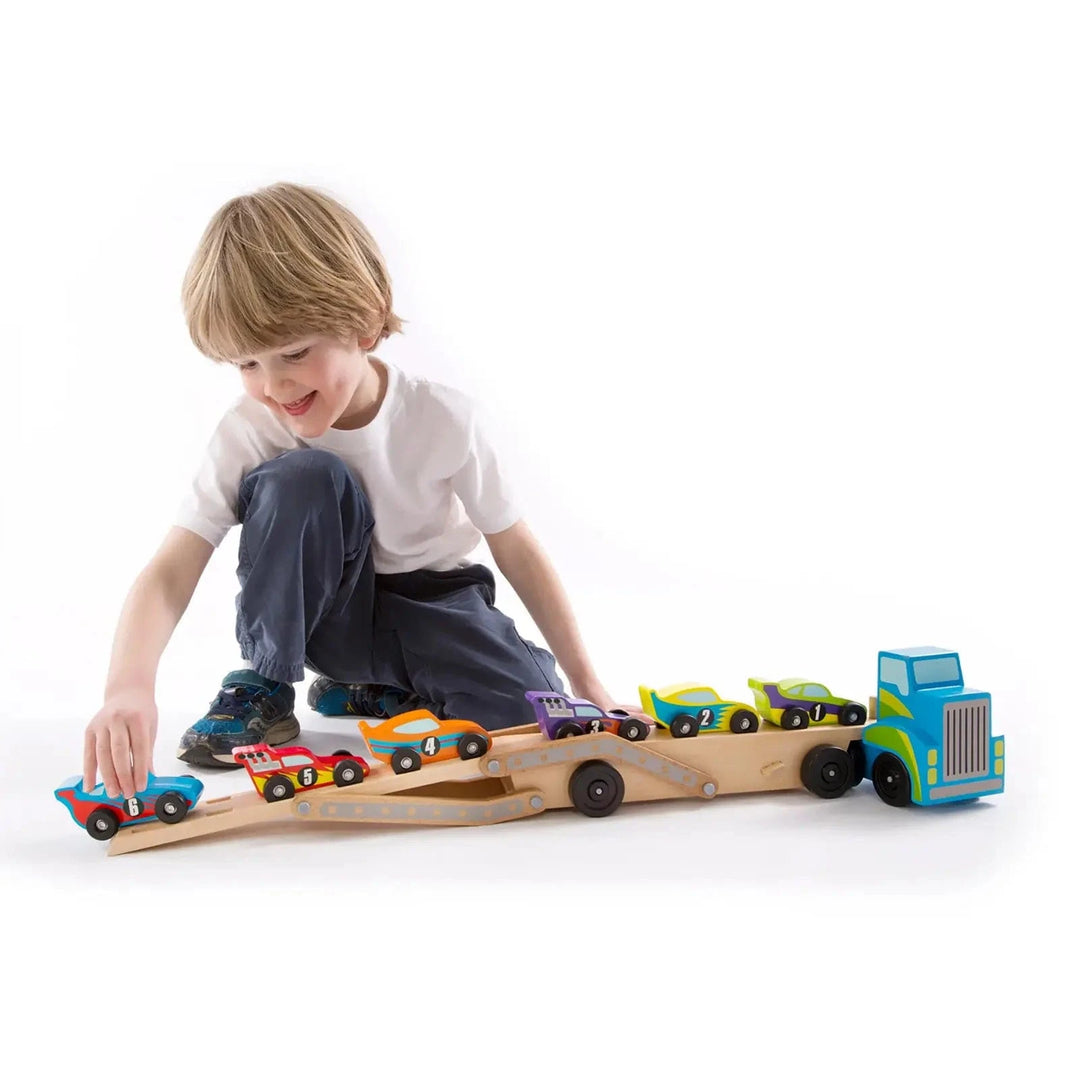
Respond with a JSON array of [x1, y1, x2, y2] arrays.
[[234, 448, 562, 730]]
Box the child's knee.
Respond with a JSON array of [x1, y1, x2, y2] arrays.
[[238, 449, 372, 523]]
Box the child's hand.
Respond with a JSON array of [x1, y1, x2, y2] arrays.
[[83, 690, 159, 800], [569, 679, 653, 726]]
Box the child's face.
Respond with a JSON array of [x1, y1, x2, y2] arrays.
[[230, 332, 377, 434]]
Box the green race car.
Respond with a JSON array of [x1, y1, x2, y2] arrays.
[[748, 678, 868, 729]]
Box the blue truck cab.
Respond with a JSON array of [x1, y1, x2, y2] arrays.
[[863, 647, 1005, 806]]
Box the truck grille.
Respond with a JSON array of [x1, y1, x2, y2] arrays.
[[943, 698, 990, 781]]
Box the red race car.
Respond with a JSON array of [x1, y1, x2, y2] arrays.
[[234, 743, 370, 802]]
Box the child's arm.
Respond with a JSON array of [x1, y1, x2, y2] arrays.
[[485, 520, 644, 717], [83, 526, 214, 799]]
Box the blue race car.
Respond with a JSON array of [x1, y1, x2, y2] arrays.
[[55, 772, 205, 841]]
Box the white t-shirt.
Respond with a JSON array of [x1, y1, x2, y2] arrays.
[[174, 361, 520, 574]]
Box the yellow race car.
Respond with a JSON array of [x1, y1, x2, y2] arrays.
[[638, 683, 761, 737]]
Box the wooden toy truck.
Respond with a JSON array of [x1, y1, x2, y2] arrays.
[[100, 645, 1004, 856]]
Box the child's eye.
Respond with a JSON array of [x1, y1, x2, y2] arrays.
[[283, 349, 309, 362]]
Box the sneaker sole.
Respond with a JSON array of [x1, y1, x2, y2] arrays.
[[176, 713, 302, 769]]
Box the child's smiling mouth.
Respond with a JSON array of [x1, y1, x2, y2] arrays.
[[282, 391, 316, 416]]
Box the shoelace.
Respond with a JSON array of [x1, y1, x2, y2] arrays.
[[207, 685, 265, 720]]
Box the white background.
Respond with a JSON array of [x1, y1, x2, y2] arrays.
[[1, 1, 1075, 1074]]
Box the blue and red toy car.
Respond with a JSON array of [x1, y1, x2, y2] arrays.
[[55, 772, 205, 841], [526, 691, 652, 742]]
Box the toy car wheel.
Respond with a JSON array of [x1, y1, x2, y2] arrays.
[[569, 761, 625, 818], [872, 753, 912, 807], [333, 759, 365, 786], [391, 747, 421, 774], [839, 703, 867, 726], [555, 721, 584, 739], [457, 732, 490, 759], [669, 713, 699, 738], [332, 749, 354, 757], [154, 791, 189, 824], [728, 709, 759, 734], [780, 706, 810, 730], [263, 774, 296, 802], [85, 807, 120, 840], [801, 745, 852, 799], [617, 717, 649, 742]]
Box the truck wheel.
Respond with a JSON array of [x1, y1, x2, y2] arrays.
[[847, 740, 865, 788], [458, 732, 490, 759], [839, 703, 867, 726], [391, 747, 422, 774], [263, 775, 296, 802], [781, 707, 810, 730], [728, 709, 759, 734], [86, 807, 120, 840], [555, 721, 584, 739], [569, 761, 625, 817], [670, 714, 699, 738], [872, 753, 912, 807], [333, 759, 364, 786], [800, 745, 852, 798], [154, 791, 189, 824], [617, 717, 649, 742]]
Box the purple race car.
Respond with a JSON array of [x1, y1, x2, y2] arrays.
[[526, 691, 652, 742]]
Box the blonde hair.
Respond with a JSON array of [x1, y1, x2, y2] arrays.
[[181, 182, 403, 362]]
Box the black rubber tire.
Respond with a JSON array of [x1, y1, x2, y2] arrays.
[[332, 749, 353, 757], [86, 807, 120, 840], [154, 791, 189, 824], [847, 740, 866, 788], [872, 752, 913, 807], [555, 721, 584, 739], [263, 774, 296, 802], [781, 706, 810, 730], [801, 745, 853, 798], [333, 759, 364, 786], [391, 747, 421, 774], [617, 718, 649, 742], [839, 702, 868, 726], [728, 709, 759, 734], [569, 761, 625, 818], [669, 714, 698, 738], [457, 732, 490, 759]]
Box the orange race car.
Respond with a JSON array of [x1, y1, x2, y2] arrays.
[[233, 743, 370, 802], [358, 710, 491, 774]]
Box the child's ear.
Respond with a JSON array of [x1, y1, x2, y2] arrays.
[[359, 333, 377, 350]]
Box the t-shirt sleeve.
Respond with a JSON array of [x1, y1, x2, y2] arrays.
[[449, 397, 521, 535], [174, 398, 298, 548]]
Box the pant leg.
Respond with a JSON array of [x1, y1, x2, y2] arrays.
[[235, 448, 380, 684], [374, 564, 564, 730]]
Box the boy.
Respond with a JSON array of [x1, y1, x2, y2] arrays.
[[83, 182, 642, 799]]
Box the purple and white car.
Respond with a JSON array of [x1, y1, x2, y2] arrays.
[[526, 691, 652, 742]]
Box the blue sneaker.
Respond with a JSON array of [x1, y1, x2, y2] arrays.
[[306, 677, 432, 720], [177, 670, 300, 768]]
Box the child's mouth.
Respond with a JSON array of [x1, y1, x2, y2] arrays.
[[283, 392, 316, 416]]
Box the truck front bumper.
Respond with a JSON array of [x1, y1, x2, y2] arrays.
[[928, 776, 1004, 800]]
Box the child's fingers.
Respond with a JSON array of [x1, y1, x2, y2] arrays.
[[82, 727, 98, 792], [97, 728, 120, 799], [129, 721, 151, 793], [110, 724, 135, 800]]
